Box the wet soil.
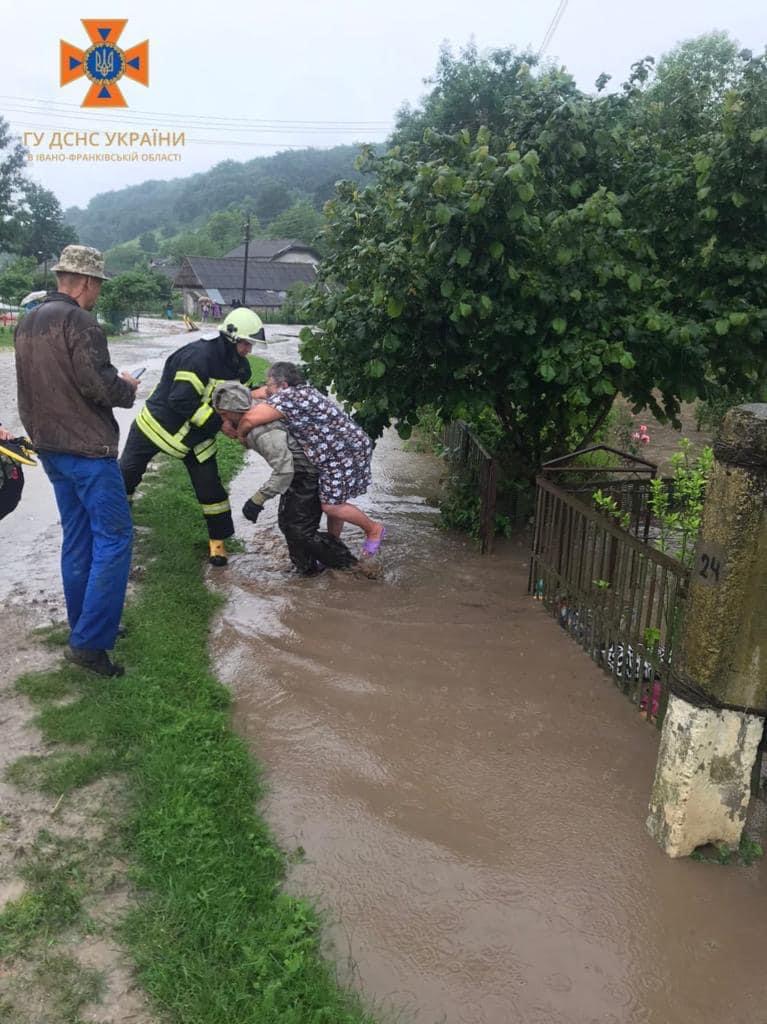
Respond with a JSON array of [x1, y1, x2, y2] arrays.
[[0, 609, 159, 1024], [0, 323, 312, 1022], [212, 408, 767, 1024], [0, 330, 186, 1024]]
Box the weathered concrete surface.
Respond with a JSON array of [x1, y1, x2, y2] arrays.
[[678, 405, 767, 712], [646, 695, 764, 857], [648, 404, 767, 857]]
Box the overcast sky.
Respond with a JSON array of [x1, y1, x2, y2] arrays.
[[1, 0, 764, 211]]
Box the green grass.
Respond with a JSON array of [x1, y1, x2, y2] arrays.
[[691, 834, 764, 867], [0, 331, 14, 348], [0, 832, 88, 959], [2, 353, 376, 1022], [6, 751, 116, 796], [32, 954, 106, 1023]]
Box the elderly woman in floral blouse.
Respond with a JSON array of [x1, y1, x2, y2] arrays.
[[236, 362, 385, 555]]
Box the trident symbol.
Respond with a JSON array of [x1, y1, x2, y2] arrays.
[[61, 20, 149, 107], [95, 47, 114, 78]]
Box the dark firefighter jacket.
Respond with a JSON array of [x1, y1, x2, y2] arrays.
[[136, 333, 251, 462]]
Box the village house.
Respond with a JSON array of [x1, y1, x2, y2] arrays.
[[223, 238, 320, 266], [172, 256, 317, 317]]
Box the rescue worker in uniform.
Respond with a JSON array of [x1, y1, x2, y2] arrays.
[[212, 382, 369, 576], [119, 308, 264, 565]]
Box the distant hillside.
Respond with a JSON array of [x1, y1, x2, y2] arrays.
[[64, 144, 373, 252]]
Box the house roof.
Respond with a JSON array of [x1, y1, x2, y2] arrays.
[[217, 288, 296, 308], [174, 257, 316, 292], [224, 238, 320, 260], [150, 262, 181, 280]]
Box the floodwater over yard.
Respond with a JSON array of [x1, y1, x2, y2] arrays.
[[212, 345, 767, 1024], [2, 328, 764, 1024]]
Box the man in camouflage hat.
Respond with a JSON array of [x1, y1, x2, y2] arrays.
[[15, 245, 141, 677], [212, 381, 363, 576]]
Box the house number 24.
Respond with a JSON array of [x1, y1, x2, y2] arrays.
[[695, 542, 727, 587]]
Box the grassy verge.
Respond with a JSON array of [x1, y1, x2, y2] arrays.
[[2, 354, 376, 1023]]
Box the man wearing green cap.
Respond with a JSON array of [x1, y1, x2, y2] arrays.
[[15, 245, 141, 677]]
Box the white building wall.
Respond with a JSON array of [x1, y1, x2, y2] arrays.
[[274, 252, 318, 267]]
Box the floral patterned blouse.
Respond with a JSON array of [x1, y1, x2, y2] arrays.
[[267, 385, 373, 504]]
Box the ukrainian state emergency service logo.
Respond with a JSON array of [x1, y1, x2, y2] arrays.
[[60, 20, 149, 108]]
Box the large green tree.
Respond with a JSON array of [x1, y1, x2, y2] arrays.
[[300, 41, 767, 476], [266, 200, 324, 245], [14, 181, 77, 259], [0, 257, 38, 304], [0, 118, 28, 252], [97, 269, 171, 330]]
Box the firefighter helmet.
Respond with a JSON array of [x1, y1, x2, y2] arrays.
[[219, 307, 265, 342]]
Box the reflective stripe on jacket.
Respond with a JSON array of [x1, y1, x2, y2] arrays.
[[135, 335, 250, 460]]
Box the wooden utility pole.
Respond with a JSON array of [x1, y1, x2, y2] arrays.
[[241, 215, 251, 306]]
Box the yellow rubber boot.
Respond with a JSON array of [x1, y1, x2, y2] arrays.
[[208, 540, 228, 567]]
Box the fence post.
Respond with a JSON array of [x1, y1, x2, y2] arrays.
[[646, 404, 767, 857], [479, 457, 497, 555]]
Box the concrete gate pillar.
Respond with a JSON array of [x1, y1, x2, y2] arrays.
[[646, 404, 767, 857]]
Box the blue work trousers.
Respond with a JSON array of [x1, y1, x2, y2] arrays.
[[39, 452, 133, 652]]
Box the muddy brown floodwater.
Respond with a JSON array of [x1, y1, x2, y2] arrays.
[[213, 392, 767, 1024], [3, 328, 765, 1023]]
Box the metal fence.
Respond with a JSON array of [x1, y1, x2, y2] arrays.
[[529, 473, 690, 726], [441, 421, 498, 554]]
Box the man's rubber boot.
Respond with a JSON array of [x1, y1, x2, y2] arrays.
[[208, 540, 228, 567], [65, 647, 125, 677]]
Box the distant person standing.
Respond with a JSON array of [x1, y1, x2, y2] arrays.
[[14, 245, 140, 677]]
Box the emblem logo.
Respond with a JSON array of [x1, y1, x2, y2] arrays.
[[60, 20, 149, 107]]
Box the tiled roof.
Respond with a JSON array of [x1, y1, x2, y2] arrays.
[[224, 238, 319, 260], [174, 257, 316, 291]]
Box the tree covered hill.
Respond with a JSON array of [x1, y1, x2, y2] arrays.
[[64, 144, 372, 252]]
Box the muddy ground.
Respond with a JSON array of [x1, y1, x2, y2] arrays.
[[0, 322, 307, 1021], [2, 328, 766, 1023], [0, 326, 190, 1022], [208, 349, 766, 1024]]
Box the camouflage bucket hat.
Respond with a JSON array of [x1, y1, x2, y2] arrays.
[[211, 381, 252, 413], [51, 245, 108, 280]]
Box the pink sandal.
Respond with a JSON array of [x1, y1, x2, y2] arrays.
[[362, 525, 386, 556]]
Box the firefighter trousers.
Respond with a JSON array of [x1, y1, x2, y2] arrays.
[[120, 422, 233, 540], [278, 467, 357, 574]]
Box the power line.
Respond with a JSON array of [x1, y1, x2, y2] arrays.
[[0, 94, 392, 129], [538, 0, 569, 58], [3, 105, 383, 136], [5, 118, 309, 148]]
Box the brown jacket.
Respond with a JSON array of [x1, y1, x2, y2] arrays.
[[15, 293, 135, 458]]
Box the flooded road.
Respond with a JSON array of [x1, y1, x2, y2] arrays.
[[213, 372, 767, 1023], [0, 323, 298, 611], [0, 328, 185, 612], [2, 326, 765, 1023]]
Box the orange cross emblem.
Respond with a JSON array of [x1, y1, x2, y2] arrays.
[[60, 20, 149, 108]]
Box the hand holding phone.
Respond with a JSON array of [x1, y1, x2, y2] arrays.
[[120, 367, 144, 392]]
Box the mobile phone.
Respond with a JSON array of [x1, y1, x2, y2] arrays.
[[132, 367, 146, 379]]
